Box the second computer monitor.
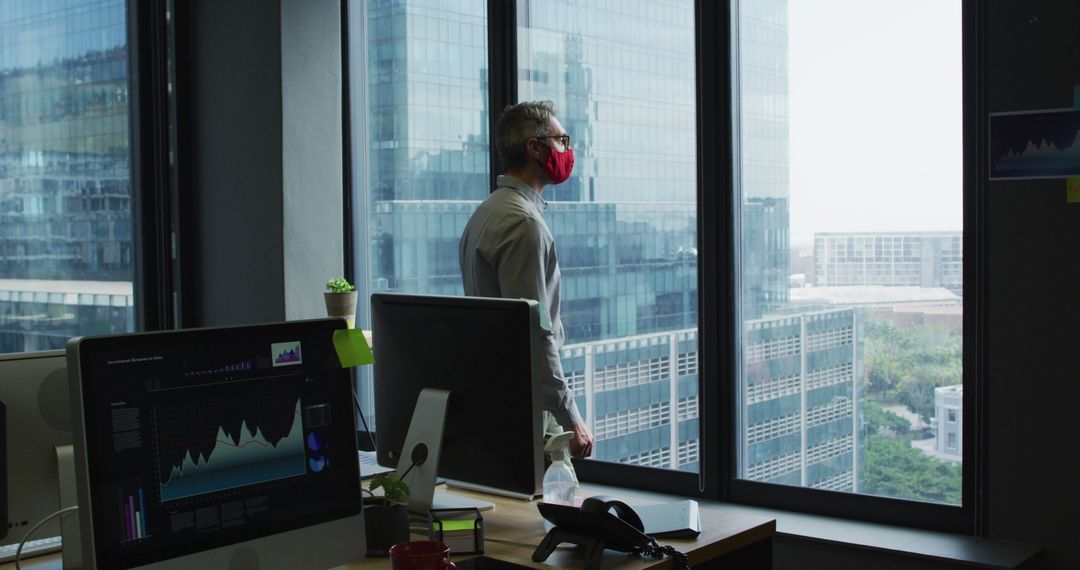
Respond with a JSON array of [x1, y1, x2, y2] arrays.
[[371, 293, 546, 499], [0, 350, 71, 547]]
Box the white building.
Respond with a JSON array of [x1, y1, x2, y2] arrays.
[[934, 385, 963, 457], [814, 232, 962, 295]]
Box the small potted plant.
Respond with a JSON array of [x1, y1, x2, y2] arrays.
[[364, 473, 411, 556], [324, 277, 358, 326]]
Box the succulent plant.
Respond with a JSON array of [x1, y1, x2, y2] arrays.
[[326, 277, 356, 293]]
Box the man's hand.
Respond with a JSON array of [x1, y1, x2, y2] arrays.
[[568, 420, 595, 458]]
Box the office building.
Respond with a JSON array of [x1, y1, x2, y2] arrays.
[[735, 0, 861, 490], [934, 384, 963, 457], [814, 232, 963, 294], [0, 0, 133, 353], [739, 0, 792, 320], [0, 279, 132, 353], [561, 328, 700, 472], [743, 309, 860, 491]]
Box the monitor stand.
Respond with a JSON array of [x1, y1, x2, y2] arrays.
[[398, 389, 493, 514], [55, 445, 82, 570]]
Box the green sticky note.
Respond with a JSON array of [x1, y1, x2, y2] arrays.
[[333, 329, 374, 367], [1069, 177, 1080, 204], [436, 520, 476, 532]]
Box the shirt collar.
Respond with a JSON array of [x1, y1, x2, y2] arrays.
[[497, 175, 548, 213]]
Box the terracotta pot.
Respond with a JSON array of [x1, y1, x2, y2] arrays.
[[324, 291, 358, 322]]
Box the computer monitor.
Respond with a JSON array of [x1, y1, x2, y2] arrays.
[[371, 293, 545, 500], [0, 350, 72, 547], [67, 319, 365, 569]]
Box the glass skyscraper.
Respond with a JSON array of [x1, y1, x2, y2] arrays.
[[739, 0, 791, 321], [0, 0, 134, 353], [519, 0, 698, 470], [737, 0, 858, 491]]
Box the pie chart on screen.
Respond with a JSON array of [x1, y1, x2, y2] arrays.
[[307, 431, 327, 452], [309, 455, 327, 472]]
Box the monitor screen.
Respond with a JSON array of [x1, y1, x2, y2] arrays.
[[69, 319, 362, 569], [372, 294, 544, 499]]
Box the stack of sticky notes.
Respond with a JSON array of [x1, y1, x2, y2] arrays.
[[428, 508, 484, 555]]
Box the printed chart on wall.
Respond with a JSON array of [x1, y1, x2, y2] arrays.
[[989, 108, 1080, 180]]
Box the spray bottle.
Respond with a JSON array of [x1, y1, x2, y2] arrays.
[[542, 431, 578, 523]]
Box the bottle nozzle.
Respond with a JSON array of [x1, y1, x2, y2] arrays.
[[544, 431, 575, 459]]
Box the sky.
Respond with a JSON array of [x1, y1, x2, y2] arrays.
[[787, 0, 963, 248]]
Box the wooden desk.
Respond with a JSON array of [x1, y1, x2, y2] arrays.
[[343, 484, 774, 569], [1, 484, 774, 570]]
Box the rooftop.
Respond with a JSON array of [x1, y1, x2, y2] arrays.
[[789, 286, 960, 308], [0, 278, 132, 298]]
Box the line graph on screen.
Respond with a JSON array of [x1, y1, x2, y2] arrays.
[[153, 393, 308, 502]]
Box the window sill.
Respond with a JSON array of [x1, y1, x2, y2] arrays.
[[725, 503, 1039, 568], [586, 483, 1040, 568]]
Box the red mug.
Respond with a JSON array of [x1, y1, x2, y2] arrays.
[[389, 540, 456, 570]]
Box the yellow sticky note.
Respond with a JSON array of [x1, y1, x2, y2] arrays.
[[1069, 177, 1080, 203], [333, 329, 374, 368]]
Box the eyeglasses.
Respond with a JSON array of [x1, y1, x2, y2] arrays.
[[535, 134, 572, 149]]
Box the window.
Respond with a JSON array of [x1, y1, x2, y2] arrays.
[[518, 0, 699, 472], [347, 0, 490, 422], [948, 408, 957, 423], [0, 0, 135, 354], [347, 1, 701, 473], [734, 0, 964, 506]]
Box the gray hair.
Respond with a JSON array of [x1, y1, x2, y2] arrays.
[[494, 100, 557, 171]]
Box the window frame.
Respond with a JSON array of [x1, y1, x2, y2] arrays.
[[128, 0, 181, 332], [721, 0, 983, 534], [0, 0, 172, 348], [338, 0, 985, 533]]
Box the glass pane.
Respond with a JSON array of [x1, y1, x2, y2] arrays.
[[735, 0, 963, 503], [348, 0, 490, 423], [0, 0, 135, 354], [518, 0, 700, 472]]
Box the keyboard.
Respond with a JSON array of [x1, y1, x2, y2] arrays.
[[0, 536, 62, 563], [359, 450, 395, 479]]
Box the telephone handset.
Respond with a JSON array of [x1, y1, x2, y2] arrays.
[[533, 496, 689, 570]]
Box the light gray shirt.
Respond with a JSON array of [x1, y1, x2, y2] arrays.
[[459, 175, 583, 427]]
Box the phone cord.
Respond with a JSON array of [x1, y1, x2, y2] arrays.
[[637, 540, 691, 570]]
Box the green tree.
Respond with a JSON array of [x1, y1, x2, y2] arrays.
[[864, 322, 905, 399], [863, 322, 962, 422], [862, 400, 910, 436], [861, 433, 961, 505]]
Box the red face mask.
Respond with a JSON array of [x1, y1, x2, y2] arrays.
[[540, 146, 575, 185]]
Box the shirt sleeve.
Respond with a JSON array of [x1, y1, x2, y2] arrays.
[[493, 217, 583, 427]]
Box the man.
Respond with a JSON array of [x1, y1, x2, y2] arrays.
[[459, 101, 595, 458]]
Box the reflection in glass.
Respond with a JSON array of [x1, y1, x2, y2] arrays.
[[349, 0, 491, 423], [0, 0, 134, 353], [519, 0, 700, 472]]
